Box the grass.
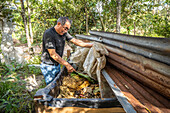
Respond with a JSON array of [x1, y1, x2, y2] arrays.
[[0, 56, 45, 113]]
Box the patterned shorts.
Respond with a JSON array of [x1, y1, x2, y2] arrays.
[[40, 63, 60, 85]]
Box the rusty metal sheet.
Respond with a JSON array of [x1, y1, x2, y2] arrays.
[[104, 67, 148, 113], [108, 52, 170, 88], [89, 30, 170, 53], [102, 38, 170, 65], [138, 82, 170, 108], [102, 70, 137, 113], [105, 45, 170, 77], [104, 65, 170, 113], [106, 66, 163, 113], [75, 34, 170, 65], [107, 58, 170, 98], [119, 72, 169, 113]]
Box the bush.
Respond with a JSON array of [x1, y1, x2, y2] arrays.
[[28, 55, 41, 64], [0, 77, 33, 113], [0, 61, 44, 113]]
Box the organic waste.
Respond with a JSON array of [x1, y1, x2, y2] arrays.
[[57, 72, 100, 98]]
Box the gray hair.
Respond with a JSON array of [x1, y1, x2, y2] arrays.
[[57, 17, 72, 25]]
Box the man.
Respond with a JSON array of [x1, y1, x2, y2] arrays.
[[41, 17, 93, 85]]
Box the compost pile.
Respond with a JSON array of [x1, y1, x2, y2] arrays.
[[57, 72, 100, 99]]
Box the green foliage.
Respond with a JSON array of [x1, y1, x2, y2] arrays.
[[6, 0, 168, 43], [0, 61, 43, 113], [27, 65, 42, 76], [0, 73, 33, 113], [71, 71, 96, 83], [0, 79, 32, 113], [28, 55, 41, 64], [120, 0, 169, 37], [0, 63, 10, 77], [19, 34, 27, 44]]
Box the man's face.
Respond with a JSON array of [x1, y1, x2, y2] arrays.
[[58, 21, 71, 35]]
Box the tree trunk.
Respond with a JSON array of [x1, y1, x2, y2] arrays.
[[134, 22, 136, 35], [127, 27, 130, 35], [20, 0, 31, 48], [1, 17, 15, 68], [97, 1, 106, 31], [99, 13, 106, 31], [153, 0, 156, 14], [0, 13, 25, 69], [116, 0, 121, 33], [27, 0, 33, 43], [85, 7, 89, 34], [92, 16, 96, 27]]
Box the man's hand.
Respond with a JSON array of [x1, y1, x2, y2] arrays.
[[65, 63, 75, 73], [48, 49, 75, 73]]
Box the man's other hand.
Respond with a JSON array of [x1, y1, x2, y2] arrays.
[[70, 38, 93, 48], [65, 63, 75, 73]]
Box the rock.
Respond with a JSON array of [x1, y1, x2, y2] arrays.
[[25, 75, 44, 91]]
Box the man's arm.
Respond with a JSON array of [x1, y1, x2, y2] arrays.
[[48, 49, 75, 73], [70, 38, 93, 48]]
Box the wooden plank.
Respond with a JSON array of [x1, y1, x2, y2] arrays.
[[35, 103, 125, 113]]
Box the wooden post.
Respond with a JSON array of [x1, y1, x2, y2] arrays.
[[67, 49, 71, 59]]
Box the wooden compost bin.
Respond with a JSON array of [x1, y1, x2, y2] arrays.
[[34, 64, 125, 113]]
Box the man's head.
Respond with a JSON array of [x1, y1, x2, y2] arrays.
[[54, 17, 72, 35]]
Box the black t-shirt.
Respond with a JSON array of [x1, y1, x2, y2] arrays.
[[41, 27, 73, 66]]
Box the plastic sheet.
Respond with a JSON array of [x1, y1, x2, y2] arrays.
[[70, 42, 110, 98]]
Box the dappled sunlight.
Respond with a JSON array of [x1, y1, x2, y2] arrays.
[[1, 0, 169, 112]]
